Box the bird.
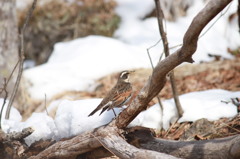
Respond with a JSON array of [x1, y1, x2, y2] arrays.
[[88, 70, 133, 117]]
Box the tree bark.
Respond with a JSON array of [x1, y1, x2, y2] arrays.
[[27, 126, 240, 159], [95, 124, 180, 159], [29, 124, 180, 159], [126, 127, 240, 159], [0, 127, 34, 159], [0, 0, 18, 98]]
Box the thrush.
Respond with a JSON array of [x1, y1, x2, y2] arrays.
[[88, 70, 133, 117]]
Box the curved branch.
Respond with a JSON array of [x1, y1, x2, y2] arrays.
[[28, 131, 102, 159], [95, 125, 180, 159], [116, 0, 233, 129]]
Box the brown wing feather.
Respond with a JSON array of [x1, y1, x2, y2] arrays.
[[88, 80, 132, 116], [107, 84, 132, 110]]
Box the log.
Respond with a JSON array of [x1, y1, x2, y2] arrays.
[[0, 127, 34, 159], [28, 130, 102, 159], [126, 127, 240, 159], [95, 124, 180, 159]]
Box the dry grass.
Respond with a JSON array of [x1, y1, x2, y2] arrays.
[[157, 114, 240, 141]]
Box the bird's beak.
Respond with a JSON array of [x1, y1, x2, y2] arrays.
[[129, 70, 135, 74]]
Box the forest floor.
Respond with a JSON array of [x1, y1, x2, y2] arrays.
[[100, 55, 240, 158], [20, 54, 240, 147], [96, 56, 240, 141], [44, 55, 240, 143]]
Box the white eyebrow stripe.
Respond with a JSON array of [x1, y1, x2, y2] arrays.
[[120, 71, 128, 78]]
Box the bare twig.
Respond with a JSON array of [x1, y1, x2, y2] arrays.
[[0, 60, 20, 96], [146, 40, 164, 129], [154, 0, 184, 118], [146, 39, 162, 68], [44, 93, 49, 116], [0, 79, 8, 129], [5, 0, 38, 119]]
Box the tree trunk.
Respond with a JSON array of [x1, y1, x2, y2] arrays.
[[0, 0, 18, 98]]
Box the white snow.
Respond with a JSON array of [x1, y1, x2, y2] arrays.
[[23, 0, 239, 100], [23, 36, 151, 100], [130, 89, 239, 130], [54, 99, 122, 138], [1, 89, 240, 145], [4, 0, 239, 145], [0, 99, 22, 123]]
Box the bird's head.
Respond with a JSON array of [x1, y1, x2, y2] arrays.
[[118, 70, 134, 83]]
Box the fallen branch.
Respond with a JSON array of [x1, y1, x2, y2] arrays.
[[0, 127, 34, 159], [28, 125, 240, 159], [28, 130, 102, 159], [77, 147, 113, 159], [0, 127, 34, 143], [3, 127, 34, 142], [126, 127, 240, 159], [95, 123, 179, 159]]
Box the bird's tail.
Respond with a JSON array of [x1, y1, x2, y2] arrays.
[[99, 107, 108, 116], [88, 105, 109, 116], [88, 108, 99, 117]]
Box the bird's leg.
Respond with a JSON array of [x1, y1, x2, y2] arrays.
[[112, 109, 117, 117]]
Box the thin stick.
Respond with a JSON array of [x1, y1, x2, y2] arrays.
[[44, 93, 49, 116], [155, 0, 184, 118], [5, 0, 38, 119], [0, 60, 20, 96], [0, 79, 8, 129], [147, 39, 162, 68], [146, 40, 164, 129]]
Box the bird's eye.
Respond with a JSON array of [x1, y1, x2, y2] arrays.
[[122, 74, 128, 79], [120, 72, 129, 79]]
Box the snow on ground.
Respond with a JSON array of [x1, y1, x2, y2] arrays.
[[1, 89, 239, 145], [23, 0, 239, 100], [23, 36, 151, 99], [6, 0, 239, 145]]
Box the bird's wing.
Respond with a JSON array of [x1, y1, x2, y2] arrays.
[[108, 90, 132, 110]]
